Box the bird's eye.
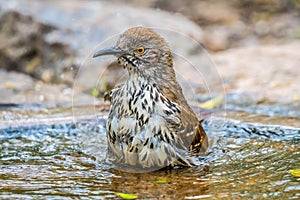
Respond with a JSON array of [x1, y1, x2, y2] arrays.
[[135, 47, 145, 55]]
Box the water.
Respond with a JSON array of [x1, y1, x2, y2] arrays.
[[0, 105, 299, 199]]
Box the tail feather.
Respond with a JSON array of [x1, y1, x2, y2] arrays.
[[189, 121, 208, 154]]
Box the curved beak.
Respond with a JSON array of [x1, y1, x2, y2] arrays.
[[93, 46, 128, 58]]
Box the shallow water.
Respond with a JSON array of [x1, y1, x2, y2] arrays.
[[0, 105, 299, 199]]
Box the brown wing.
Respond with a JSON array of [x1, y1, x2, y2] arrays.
[[189, 120, 208, 154], [160, 86, 208, 154]]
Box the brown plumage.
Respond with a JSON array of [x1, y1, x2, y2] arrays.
[[93, 27, 208, 170]]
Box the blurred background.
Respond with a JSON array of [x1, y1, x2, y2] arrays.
[[0, 0, 299, 106]]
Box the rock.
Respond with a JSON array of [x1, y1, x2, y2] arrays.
[[0, 69, 93, 104], [0, 0, 202, 92], [1, 0, 298, 106], [0, 10, 77, 84], [147, 0, 300, 51], [0, 0, 209, 104], [0, 0, 204, 57], [212, 41, 300, 103]]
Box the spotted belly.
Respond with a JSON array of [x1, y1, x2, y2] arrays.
[[106, 83, 192, 168]]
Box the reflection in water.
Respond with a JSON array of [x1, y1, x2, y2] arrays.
[[0, 112, 299, 199]]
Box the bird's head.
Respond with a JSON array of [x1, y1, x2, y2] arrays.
[[93, 27, 173, 76]]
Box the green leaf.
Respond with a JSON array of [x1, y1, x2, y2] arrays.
[[198, 94, 224, 109], [289, 168, 300, 177], [90, 88, 100, 98], [155, 178, 171, 183], [115, 192, 139, 199]]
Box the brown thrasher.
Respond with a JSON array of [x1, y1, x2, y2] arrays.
[[93, 27, 208, 170]]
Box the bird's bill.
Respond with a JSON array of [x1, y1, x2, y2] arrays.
[[93, 46, 128, 58]]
